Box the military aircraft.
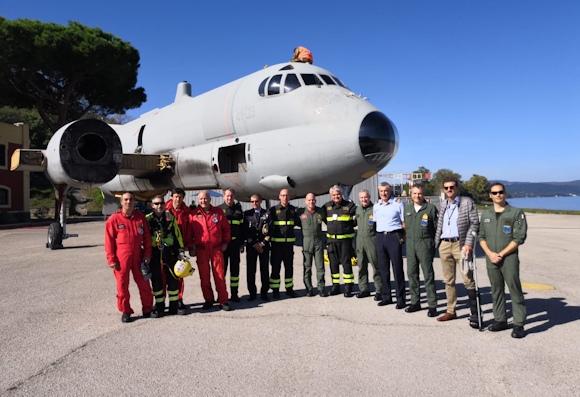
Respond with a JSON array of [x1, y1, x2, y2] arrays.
[[11, 61, 398, 248]]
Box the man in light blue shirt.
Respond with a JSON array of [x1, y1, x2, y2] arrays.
[[373, 182, 406, 308], [440, 196, 460, 239]]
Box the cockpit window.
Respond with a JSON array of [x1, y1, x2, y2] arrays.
[[284, 74, 300, 93], [301, 74, 323, 86], [258, 78, 268, 96], [279, 64, 294, 71], [332, 76, 346, 88], [320, 75, 336, 85], [268, 74, 282, 95]]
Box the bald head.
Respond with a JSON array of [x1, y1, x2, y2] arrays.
[[305, 193, 316, 211], [197, 190, 210, 209]]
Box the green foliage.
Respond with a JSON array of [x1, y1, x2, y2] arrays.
[[0, 18, 146, 133], [86, 187, 104, 213], [430, 169, 462, 195], [463, 174, 490, 203]]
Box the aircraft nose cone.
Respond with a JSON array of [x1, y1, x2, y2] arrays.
[[358, 111, 398, 168]]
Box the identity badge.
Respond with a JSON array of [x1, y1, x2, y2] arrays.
[[502, 225, 512, 234]]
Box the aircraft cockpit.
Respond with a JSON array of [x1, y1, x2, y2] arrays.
[[258, 64, 347, 97]]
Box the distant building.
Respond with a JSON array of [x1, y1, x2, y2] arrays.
[[0, 122, 30, 223]]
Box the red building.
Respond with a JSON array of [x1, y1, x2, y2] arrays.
[[0, 122, 30, 223]]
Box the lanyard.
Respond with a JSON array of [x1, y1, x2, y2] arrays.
[[446, 203, 457, 226]]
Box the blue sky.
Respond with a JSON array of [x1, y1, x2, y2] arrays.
[[2, 1, 579, 182]]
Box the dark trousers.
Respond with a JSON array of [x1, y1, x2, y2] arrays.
[[247, 245, 270, 295], [150, 249, 179, 312], [327, 239, 354, 286], [270, 243, 294, 291], [224, 240, 241, 293], [376, 232, 406, 303]]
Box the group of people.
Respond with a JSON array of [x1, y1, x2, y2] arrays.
[[104, 179, 528, 338]]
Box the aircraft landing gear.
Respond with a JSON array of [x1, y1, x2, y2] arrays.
[[46, 222, 63, 249], [46, 185, 78, 250]]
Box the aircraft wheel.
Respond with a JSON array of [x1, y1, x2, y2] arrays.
[[47, 222, 63, 250]]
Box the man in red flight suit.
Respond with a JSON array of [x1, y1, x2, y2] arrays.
[[191, 190, 232, 311], [104, 192, 154, 323], [165, 188, 195, 314]]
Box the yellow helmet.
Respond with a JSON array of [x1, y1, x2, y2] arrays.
[[174, 258, 194, 278]]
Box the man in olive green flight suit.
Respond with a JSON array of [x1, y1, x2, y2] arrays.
[[298, 193, 328, 297], [404, 184, 438, 317], [479, 182, 528, 339], [355, 189, 383, 300]]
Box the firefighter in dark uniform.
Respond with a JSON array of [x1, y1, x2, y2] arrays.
[[355, 189, 383, 300], [479, 182, 528, 339], [268, 188, 300, 299], [322, 185, 357, 297], [298, 193, 327, 297], [220, 188, 244, 302], [404, 184, 438, 317], [146, 195, 184, 317], [243, 193, 271, 302]]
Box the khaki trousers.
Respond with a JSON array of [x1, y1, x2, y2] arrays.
[[439, 241, 475, 314]]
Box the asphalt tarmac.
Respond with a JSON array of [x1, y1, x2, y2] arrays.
[[1, 213, 579, 396]]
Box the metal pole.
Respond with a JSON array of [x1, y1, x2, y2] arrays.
[[471, 230, 483, 331]]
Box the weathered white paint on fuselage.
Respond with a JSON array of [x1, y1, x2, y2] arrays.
[[104, 62, 389, 199]]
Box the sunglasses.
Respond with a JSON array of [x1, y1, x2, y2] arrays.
[[152, 202, 164, 206], [490, 191, 505, 195], [443, 186, 455, 191]]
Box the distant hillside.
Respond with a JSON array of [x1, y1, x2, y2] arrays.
[[493, 180, 580, 197]]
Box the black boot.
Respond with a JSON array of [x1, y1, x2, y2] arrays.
[[343, 284, 353, 298], [330, 285, 341, 296], [151, 303, 165, 318], [177, 299, 187, 315], [286, 288, 297, 298], [168, 301, 178, 315], [467, 289, 481, 329], [231, 289, 241, 302], [272, 289, 280, 300]]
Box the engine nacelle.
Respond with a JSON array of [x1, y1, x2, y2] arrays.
[[45, 119, 123, 186]]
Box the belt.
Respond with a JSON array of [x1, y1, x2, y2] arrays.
[[379, 229, 402, 235], [441, 237, 459, 242]]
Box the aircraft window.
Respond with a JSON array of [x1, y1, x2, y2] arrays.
[[284, 74, 300, 93], [332, 76, 346, 88], [279, 64, 294, 71], [258, 78, 268, 97], [268, 74, 282, 95], [301, 74, 323, 86], [320, 75, 336, 85]]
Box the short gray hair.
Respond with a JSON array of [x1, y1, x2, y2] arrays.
[[329, 184, 342, 194], [379, 182, 392, 189]]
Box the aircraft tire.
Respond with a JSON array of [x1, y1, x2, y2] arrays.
[[47, 222, 63, 250]]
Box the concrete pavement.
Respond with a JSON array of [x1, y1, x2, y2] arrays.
[[1, 213, 579, 396]]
